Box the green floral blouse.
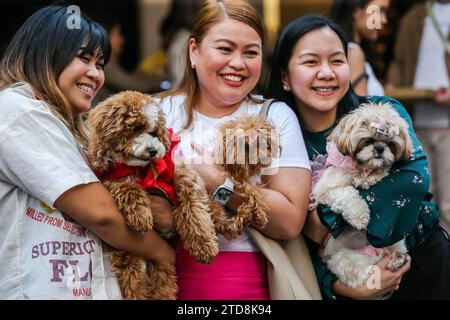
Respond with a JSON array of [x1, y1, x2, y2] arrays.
[[303, 96, 440, 299]]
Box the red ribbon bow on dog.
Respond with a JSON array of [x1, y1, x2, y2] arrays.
[[95, 129, 180, 204]]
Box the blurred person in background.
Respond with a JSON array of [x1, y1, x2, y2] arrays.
[[93, 12, 165, 104], [386, 0, 450, 234], [137, 0, 202, 89], [330, 0, 389, 96]]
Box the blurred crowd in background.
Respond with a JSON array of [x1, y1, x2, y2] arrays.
[[1, 0, 449, 231], [0, 0, 424, 95]]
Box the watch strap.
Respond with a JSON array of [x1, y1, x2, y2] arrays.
[[212, 177, 234, 205], [221, 176, 234, 191]]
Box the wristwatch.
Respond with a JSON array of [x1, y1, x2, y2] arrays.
[[212, 177, 234, 206]]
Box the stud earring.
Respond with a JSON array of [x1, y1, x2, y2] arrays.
[[282, 83, 290, 91]]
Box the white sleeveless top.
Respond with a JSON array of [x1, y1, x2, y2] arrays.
[[365, 62, 385, 96]]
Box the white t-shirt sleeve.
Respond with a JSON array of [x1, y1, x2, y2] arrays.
[[158, 95, 190, 133], [267, 101, 311, 170], [0, 104, 98, 208]]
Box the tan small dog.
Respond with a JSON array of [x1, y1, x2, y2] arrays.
[[313, 102, 413, 289], [88, 91, 218, 300], [210, 116, 281, 239]]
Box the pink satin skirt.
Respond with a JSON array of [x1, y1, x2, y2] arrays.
[[176, 243, 270, 300]]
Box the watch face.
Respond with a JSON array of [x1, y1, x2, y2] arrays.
[[215, 188, 233, 203]]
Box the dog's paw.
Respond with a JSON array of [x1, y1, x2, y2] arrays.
[[353, 176, 372, 190], [345, 198, 371, 231], [186, 239, 219, 264], [126, 206, 153, 232], [253, 211, 268, 229], [191, 249, 218, 265], [387, 252, 410, 271], [351, 215, 370, 231], [359, 180, 371, 190], [347, 210, 370, 231]]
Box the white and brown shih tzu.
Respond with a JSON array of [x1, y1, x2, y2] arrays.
[[312, 102, 413, 289]]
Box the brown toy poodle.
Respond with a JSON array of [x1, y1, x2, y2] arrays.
[[88, 91, 218, 300], [210, 115, 281, 239]]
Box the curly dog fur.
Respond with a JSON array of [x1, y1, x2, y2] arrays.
[[88, 91, 218, 300], [313, 102, 413, 289], [210, 116, 281, 239]]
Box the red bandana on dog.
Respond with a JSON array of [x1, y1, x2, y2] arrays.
[[95, 129, 180, 204]]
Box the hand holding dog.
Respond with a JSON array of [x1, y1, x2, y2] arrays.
[[303, 209, 330, 245], [191, 142, 247, 217], [147, 194, 174, 233], [190, 142, 226, 194], [333, 254, 410, 300]]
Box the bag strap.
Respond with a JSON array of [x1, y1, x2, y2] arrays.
[[426, 1, 450, 55], [259, 99, 275, 120]]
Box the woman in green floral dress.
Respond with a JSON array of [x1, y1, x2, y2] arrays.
[[267, 14, 450, 299]]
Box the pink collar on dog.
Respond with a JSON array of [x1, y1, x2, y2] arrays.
[[326, 142, 373, 178], [325, 142, 359, 173]]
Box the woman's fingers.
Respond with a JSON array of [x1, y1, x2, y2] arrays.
[[377, 253, 393, 269]]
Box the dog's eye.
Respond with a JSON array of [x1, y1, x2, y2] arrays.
[[388, 141, 397, 151], [364, 138, 375, 145], [133, 125, 144, 133]]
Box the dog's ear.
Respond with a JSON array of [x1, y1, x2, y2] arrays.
[[87, 102, 111, 170], [396, 118, 413, 160], [154, 107, 171, 152], [87, 99, 132, 169], [217, 123, 246, 178], [328, 111, 359, 156], [381, 103, 414, 160], [257, 120, 280, 167], [89, 102, 130, 140]]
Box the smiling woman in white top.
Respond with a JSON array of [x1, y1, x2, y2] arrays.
[[0, 5, 175, 300], [154, 0, 312, 300]]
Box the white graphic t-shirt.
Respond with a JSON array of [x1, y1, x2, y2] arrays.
[[0, 83, 121, 300], [158, 95, 310, 252]]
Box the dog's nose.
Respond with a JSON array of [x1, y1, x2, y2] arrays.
[[148, 148, 158, 157], [374, 145, 385, 154]]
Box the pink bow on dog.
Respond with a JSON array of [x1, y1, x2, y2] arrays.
[[326, 142, 359, 173]]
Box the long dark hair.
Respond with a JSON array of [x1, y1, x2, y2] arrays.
[[267, 14, 362, 126], [0, 5, 111, 144], [329, 0, 370, 42]]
